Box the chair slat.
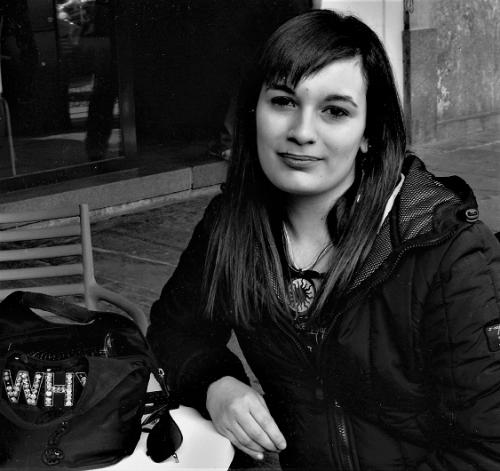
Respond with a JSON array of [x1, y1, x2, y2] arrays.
[[0, 244, 82, 262], [0, 283, 85, 300], [0, 264, 83, 281], [0, 208, 79, 224], [0, 225, 81, 242]]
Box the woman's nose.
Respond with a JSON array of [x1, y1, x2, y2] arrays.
[[287, 110, 317, 145]]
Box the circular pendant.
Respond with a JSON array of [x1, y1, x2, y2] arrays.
[[287, 277, 316, 313]]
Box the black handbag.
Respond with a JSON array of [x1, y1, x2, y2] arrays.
[[0, 291, 182, 470]]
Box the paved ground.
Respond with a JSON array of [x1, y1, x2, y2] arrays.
[[87, 127, 498, 470], [91, 192, 216, 315]]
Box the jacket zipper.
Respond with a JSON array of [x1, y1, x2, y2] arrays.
[[275, 317, 351, 468], [333, 399, 355, 471], [276, 318, 357, 468]]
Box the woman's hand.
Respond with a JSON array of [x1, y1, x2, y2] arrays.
[[206, 376, 287, 460]]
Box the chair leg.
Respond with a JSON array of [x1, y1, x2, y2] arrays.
[[0, 96, 17, 176]]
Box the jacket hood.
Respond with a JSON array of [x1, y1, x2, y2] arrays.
[[396, 154, 478, 242], [350, 154, 478, 291]]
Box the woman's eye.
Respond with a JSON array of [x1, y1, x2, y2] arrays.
[[270, 96, 296, 108], [323, 106, 349, 119]]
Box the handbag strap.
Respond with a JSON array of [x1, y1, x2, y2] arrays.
[[18, 291, 95, 323]]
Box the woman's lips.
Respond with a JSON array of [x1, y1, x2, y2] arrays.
[[278, 152, 321, 168]]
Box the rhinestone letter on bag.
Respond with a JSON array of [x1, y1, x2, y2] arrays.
[[2, 369, 87, 408]]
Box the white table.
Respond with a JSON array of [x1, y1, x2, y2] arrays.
[[97, 378, 234, 470], [106, 406, 234, 470]]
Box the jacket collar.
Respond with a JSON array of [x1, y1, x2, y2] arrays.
[[349, 154, 477, 291]]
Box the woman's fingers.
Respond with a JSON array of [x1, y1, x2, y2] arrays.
[[206, 376, 287, 459], [222, 397, 280, 452], [231, 421, 267, 459], [250, 405, 287, 451], [235, 411, 279, 453], [212, 413, 267, 460]]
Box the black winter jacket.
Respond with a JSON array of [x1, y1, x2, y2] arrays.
[[148, 155, 500, 470]]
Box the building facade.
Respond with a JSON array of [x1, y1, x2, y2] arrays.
[[0, 0, 498, 208]]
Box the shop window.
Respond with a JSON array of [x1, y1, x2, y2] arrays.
[[0, 0, 128, 190]]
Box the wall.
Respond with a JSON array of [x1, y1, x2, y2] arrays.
[[406, 0, 500, 142], [433, 0, 500, 137], [403, 0, 438, 143], [322, 0, 404, 98]]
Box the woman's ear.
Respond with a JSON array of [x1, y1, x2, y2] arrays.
[[360, 138, 369, 154]]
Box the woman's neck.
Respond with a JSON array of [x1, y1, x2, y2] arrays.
[[285, 192, 335, 234], [284, 195, 335, 271]]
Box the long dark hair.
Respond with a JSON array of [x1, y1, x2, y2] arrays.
[[203, 9, 406, 326]]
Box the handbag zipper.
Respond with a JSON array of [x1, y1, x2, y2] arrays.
[[156, 367, 169, 393], [0, 327, 67, 344]]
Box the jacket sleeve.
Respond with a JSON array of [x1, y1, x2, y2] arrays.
[[419, 222, 500, 470], [147, 195, 249, 416]]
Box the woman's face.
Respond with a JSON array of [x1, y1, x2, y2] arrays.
[[256, 57, 368, 205]]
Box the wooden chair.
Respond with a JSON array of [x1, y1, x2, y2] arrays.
[[0, 15, 17, 176], [0, 204, 148, 334]]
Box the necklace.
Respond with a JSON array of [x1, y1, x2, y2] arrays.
[[282, 224, 332, 272], [282, 224, 332, 313]]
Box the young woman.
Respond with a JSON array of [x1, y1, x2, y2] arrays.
[[148, 10, 500, 470]]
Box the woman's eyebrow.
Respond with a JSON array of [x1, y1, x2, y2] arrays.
[[266, 83, 295, 94], [324, 94, 358, 108]]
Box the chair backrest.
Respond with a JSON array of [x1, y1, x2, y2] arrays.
[[0, 205, 91, 301], [0, 204, 148, 333]]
